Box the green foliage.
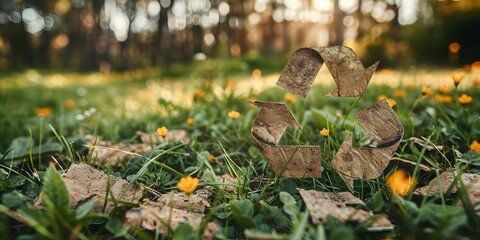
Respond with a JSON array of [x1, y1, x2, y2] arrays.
[[230, 199, 256, 229], [390, 195, 474, 239]]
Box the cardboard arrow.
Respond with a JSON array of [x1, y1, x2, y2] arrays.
[[250, 100, 321, 178], [331, 99, 404, 191], [276, 46, 379, 98]]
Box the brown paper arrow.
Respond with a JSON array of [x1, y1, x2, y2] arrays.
[[332, 99, 404, 191], [276, 46, 379, 98], [250, 100, 321, 178]]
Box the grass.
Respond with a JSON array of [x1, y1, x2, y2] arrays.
[[0, 62, 480, 239]]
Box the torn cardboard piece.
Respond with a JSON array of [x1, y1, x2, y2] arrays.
[[332, 99, 404, 191], [277, 46, 378, 98], [250, 100, 321, 178]]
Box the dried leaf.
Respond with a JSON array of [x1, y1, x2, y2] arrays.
[[250, 100, 321, 178], [414, 171, 480, 213], [136, 130, 191, 144], [332, 99, 403, 191], [125, 188, 219, 239], [336, 192, 367, 206], [217, 174, 238, 193], [141, 200, 203, 233], [298, 189, 392, 230], [277, 46, 378, 98], [414, 170, 480, 197], [467, 182, 480, 212], [86, 135, 152, 167], [35, 163, 143, 213], [157, 188, 211, 212]]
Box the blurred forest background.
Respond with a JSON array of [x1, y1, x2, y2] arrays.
[[0, 0, 479, 72]]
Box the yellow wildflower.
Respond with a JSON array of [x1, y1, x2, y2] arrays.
[[194, 90, 206, 99], [157, 126, 168, 137], [208, 154, 215, 161], [249, 96, 256, 108], [225, 79, 235, 89], [452, 72, 464, 86], [65, 99, 75, 109], [228, 111, 240, 120], [284, 93, 296, 103], [386, 98, 397, 108], [177, 176, 199, 195], [35, 107, 53, 117], [458, 93, 473, 104], [186, 118, 193, 125], [320, 128, 329, 137], [252, 68, 262, 78], [438, 86, 451, 94], [386, 169, 414, 197], [377, 95, 396, 107], [377, 95, 387, 101], [394, 90, 406, 99], [422, 86, 433, 96], [470, 140, 480, 152], [434, 94, 453, 103]]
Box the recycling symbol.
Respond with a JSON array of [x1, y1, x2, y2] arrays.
[[250, 46, 404, 191]]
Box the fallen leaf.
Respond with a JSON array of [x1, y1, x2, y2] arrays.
[[157, 188, 211, 212], [125, 188, 219, 239], [298, 189, 392, 230], [332, 99, 404, 191], [414, 170, 480, 213], [414, 170, 480, 197], [141, 200, 203, 233], [86, 135, 152, 167], [466, 180, 480, 212], [217, 173, 238, 194], [136, 130, 191, 144], [34, 163, 143, 213], [250, 100, 321, 178], [276, 46, 378, 98]]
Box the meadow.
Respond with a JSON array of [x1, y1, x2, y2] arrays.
[[0, 60, 479, 239]]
